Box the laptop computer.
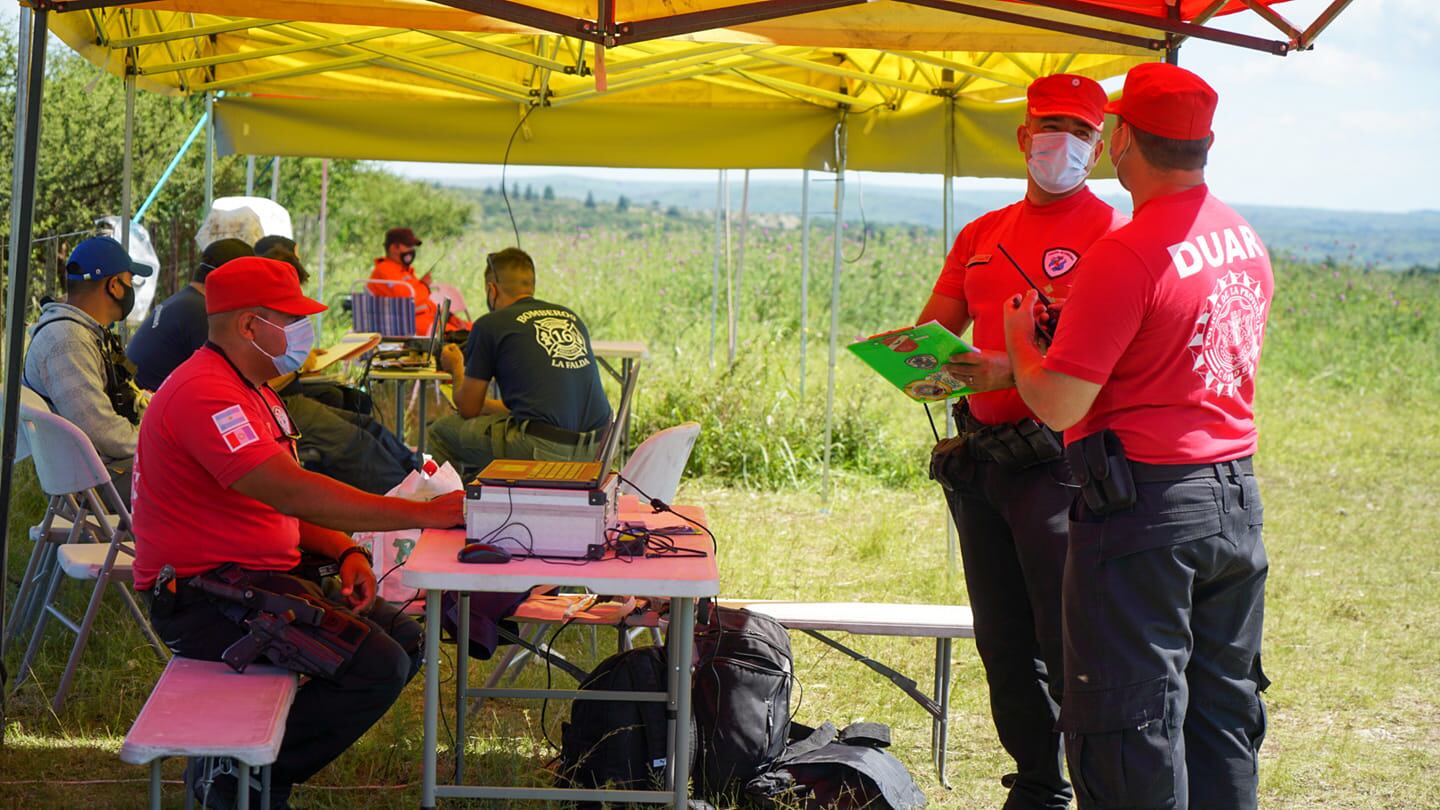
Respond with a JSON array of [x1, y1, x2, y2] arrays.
[[473, 360, 639, 491], [372, 297, 450, 370]]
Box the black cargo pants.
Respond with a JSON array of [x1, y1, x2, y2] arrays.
[[1059, 461, 1268, 810], [944, 447, 1075, 810], [148, 569, 423, 790]]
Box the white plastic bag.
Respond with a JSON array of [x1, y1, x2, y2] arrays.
[[356, 460, 463, 602]]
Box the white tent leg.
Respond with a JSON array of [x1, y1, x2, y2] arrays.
[[730, 169, 750, 365], [943, 100, 959, 575], [799, 169, 811, 402], [122, 72, 135, 253], [245, 155, 256, 196], [270, 156, 282, 202], [722, 170, 732, 365], [710, 169, 722, 369], [203, 92, 215, 209], [822, 119, 847, 501]]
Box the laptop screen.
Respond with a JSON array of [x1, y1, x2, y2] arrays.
[[426, 297, 450, 363]]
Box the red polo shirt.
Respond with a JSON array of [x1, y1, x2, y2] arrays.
[[933, 187, 1126, 424], [1045, 185, 1275, 464], [131, 344, 301, 590]]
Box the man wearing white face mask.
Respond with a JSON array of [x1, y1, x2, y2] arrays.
[[132, 256, 463, 809], [919, 73, 1125, 810]]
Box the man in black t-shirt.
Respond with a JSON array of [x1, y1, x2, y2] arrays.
[[429, 248, 611, 471], [127, 238, 253, 390]]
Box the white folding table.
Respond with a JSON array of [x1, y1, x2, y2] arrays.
[[402, 503, 717, 809], [591, 340, 649, 461], [367, 367, 451, 458]]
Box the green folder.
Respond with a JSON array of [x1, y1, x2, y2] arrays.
[[847, 321, 978, 401]]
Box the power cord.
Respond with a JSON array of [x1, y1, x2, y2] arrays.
[[500, 105, 539, 250], [615, 473, 718, 557]]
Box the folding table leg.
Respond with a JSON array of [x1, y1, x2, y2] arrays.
[[261, 764, 271, 809], [422, 590, 441, 810], [235, 765, 250, 810], [668, 597, 697, 808], [149, 760, 162, 810], [933, 638, 953, 788], [454, 592, 470, 784]]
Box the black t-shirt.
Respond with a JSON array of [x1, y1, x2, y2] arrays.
[[464, 297, 611, 433], [126, 285, 209, 391]]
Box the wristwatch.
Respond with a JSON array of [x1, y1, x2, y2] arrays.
[[336, 545, 373, 568]]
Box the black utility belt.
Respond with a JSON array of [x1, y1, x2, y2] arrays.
[[522, 419, 596, 445], [1068, 430, 1254, 516], [962, 416, 1064, 471]]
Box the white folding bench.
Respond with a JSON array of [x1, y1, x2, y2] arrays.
[[121, 657, 298, 810], [719, 600, 975, 786]]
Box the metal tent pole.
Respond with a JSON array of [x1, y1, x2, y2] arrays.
[[729, 169, 749, 365], [799, 169, 811, 402], [0, 7, 49, 722], [722, 170, 732, 364], [270, 156, 282, 202], [122, 72, 135, 253], [943, 98, 959, 574], [246, 155, 256, 196], [203, 93, 216, 209], [318, 159, 330, 333], [822, 118, 847, 501], [710, 170, 722, 369]]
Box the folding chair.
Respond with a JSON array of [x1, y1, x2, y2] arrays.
[[618, 422, 701, 505], [11, 401, 167, 712], [351, 279, 418, 338], [2, 387, 120, 657]]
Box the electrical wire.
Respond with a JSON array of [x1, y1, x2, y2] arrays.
[[500, 104, 539, 250], [925, 402, 941, 443], [844, 170, 869, 264]]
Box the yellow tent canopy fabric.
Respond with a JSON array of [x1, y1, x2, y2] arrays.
[[45, 1, 1311, 173]]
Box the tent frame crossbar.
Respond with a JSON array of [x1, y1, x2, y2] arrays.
[[898, 0, 1167, 52], [135, 27, 405, 76]]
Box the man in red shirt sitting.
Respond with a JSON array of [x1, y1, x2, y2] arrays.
[[132, 257, 462, 809], [1005, 64, 1272, 810]]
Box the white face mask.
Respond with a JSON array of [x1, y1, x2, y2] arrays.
[[252, 315, 316, 377], [1027, 131, 1097, 195]]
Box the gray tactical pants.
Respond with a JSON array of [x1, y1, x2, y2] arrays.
[[1060, 463, 1269, 810]]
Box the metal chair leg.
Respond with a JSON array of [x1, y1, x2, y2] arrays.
[[51, 557, 117, 713], [3, 534, 53, 656], [13, 560, 66, 695], [116, 580, 168, 660]]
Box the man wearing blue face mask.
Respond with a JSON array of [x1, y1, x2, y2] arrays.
[[25, 235, 153, 505], [918, 74, 1126, 810]]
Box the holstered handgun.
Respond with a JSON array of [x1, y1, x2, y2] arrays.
[[188, 564, 370, 680]]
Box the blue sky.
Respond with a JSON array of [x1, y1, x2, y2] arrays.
[[389, 0, 1440, 214]]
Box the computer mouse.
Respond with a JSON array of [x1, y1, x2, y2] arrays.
[[457, 542, 512, 564]]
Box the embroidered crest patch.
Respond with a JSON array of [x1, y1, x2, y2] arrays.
[[1043, 248, 1080, 279]]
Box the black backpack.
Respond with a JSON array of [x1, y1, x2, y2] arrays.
[[744, 721, 927, 810], [692, 605, 795, 800], [558, 645, 693, 805]]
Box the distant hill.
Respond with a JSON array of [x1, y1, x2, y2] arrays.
[[439, 173, 1440, 270]]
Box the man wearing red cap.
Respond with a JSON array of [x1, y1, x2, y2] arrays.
[[132, 257, 463, 809], [1004, 63, 1272, 810], [920, 73, 1125, 810]]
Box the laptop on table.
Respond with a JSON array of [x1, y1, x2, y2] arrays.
[[474, 360, 639, 491]]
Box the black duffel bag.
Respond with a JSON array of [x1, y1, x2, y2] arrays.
[[692, 604, 795, 801]]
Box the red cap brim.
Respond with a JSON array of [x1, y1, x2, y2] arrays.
[[267, 295, 328, 316], [1028, 106, 1104, 129]]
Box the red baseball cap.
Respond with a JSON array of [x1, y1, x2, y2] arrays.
[[1105, 62, 1218, 140], [205, 256, 327, 316], [1027, 74, 1108, 130]]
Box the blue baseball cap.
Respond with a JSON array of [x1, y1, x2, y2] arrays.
[[65, 236, 153, 281]]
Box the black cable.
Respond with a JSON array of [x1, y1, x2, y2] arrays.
[[615, 473, 717, 557], [539, 616, 580, 753], [925, 402, 941, 443], [500, 105, 539, 250]]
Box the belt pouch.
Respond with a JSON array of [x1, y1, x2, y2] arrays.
[[929, 436, 974, 492], [1065, 429, 1137, 515]]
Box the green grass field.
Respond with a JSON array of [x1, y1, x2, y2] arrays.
[[3, 216, 1438, 808]]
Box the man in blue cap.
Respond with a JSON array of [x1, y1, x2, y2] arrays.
[[24, 235, 153, 503]]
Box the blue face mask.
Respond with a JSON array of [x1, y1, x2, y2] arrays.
[[252, 315, 315, 376]]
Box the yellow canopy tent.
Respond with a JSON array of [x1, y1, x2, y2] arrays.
[[1, 1, 1357, 679]]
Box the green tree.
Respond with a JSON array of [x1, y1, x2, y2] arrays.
[[584, 191, 596, 209], [543, 185, 555, 201], [617, 195, 630, 213]]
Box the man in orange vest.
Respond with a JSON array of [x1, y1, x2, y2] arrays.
[[368, 227, 442, 336]]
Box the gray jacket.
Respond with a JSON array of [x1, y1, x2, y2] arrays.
[[23, 301, 139, 464]]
